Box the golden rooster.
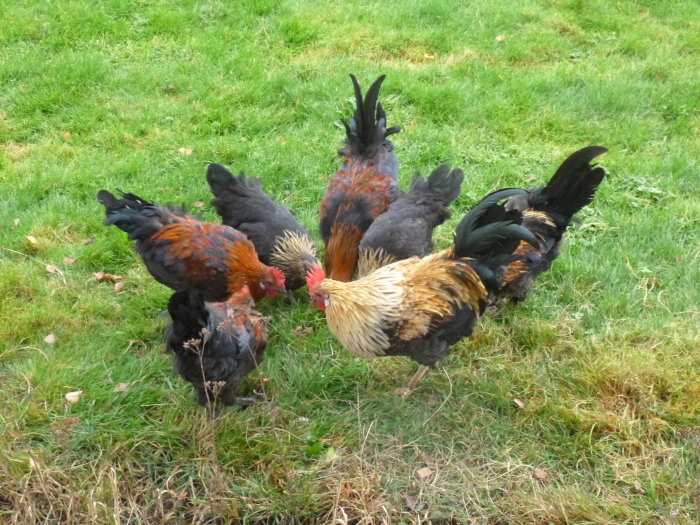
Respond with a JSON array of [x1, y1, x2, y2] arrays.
[[307, 189, 538, 393]]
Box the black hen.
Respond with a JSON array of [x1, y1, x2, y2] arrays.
[[207, 163, 320, 290], [357, 165, 464, 276], [496, 146, 607, 305], [165, 287, 269, 406]]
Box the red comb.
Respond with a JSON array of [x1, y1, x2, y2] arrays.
[[305, 265, 325, 290], [270, 266, 286, 288]]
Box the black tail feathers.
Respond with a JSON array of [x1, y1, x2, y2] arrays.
[[342, 74, 400, 155], [206, 163, 261, 199], [97, 189, 171, 241], [535, 146, 607, 221], [453, 189, 539, 291]]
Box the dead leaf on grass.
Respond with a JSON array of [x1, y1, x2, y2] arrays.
[[63, 131, 72, 140], [113, 382, 130, 392], [496, 34, 506, 42], [93, 272, 123, 282], [416, 467, 434, 481], [65, 390, 83, 403], [178, 147, 193, 156], [44, 333, 56, 344], [45, 264, 60, 274], [64, 256, 76, 265], [114, 281, 125, 293], [193, 201, 205, 208], [82, 235, 96, 245], [513, 398, 525, 409], [404, 494, 418, 510], [26, 235, 38, 245], [534, 467, 549, 481], [13, 218, 19, 227]]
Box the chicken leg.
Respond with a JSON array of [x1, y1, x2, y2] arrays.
[[394, 365, 430, 396]]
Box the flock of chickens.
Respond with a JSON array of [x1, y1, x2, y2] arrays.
[[97, 74, 608, 406]]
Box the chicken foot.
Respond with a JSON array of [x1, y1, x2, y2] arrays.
[[393, 365, 430, 396]]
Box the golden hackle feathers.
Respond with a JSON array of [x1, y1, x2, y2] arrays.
[[357, 247, 399, 277], [269, 230, 319, 276], [316, 264, 404, 359]]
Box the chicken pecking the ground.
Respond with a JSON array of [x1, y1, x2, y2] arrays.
[[97, 190, 286, 302], [357, 164, 464, 277], [165, 286, 269, 407], [320, 74, 401, 282], [492, 146, 608, 311], [307, 189, 539, 394], [206, 163, 320, 291]]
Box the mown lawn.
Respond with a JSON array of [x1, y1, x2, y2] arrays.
[[1, 0, 699, 523]]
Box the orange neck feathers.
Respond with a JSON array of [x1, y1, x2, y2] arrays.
[[324, 224, 364, 282]]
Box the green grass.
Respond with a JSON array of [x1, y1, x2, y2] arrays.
[[1, 0, 699, 522]]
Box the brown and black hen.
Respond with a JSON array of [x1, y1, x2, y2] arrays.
[[165, 287, 269, 406], [97, 190, 286, 302]]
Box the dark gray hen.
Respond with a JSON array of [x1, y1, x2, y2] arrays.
[[165, 287, 269, 407], [207, 163, 320, 290], [495, 146, 608, 306], [357, 165, 464, 276]]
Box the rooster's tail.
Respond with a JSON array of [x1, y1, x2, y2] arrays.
[[452, 189, 539, 293], [97, 189, 173, 241], [340, 74, 401, 159], [530, 146, 607, 224]]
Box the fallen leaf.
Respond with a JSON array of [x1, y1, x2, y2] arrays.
[[409, 119, 416, 131], [113, 382, 129, 392], [646, 278, 661, 288], [166, 83, 176, 92], [416, 467, 434, 481], [114, 281, 125, 293], [13, 218, 19, 227], [26, 235, 38, 245], [534, 467, 549, 481], [178, 147, 193, 155], [44, 333, 56, 344], [63, 131, 72, 140], [65, 390, 83, 403], [513, 398, 525, 409], [638, 8, 648, 15], [656, 71, 662, 80], [526, 175, 538, 182], [404, 494, 418, 510], [93, 272, 123, 282], [29, 458, 39, 469], [45, 264, 59, 274], [82, 235, 96, 245], [495, 34, 506, 42], [276, 135, 286, 144], [193, 201, 205, 208], [64, 257, 76, 265]]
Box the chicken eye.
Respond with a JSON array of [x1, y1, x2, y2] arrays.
[[260, 282, 266, 290]]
